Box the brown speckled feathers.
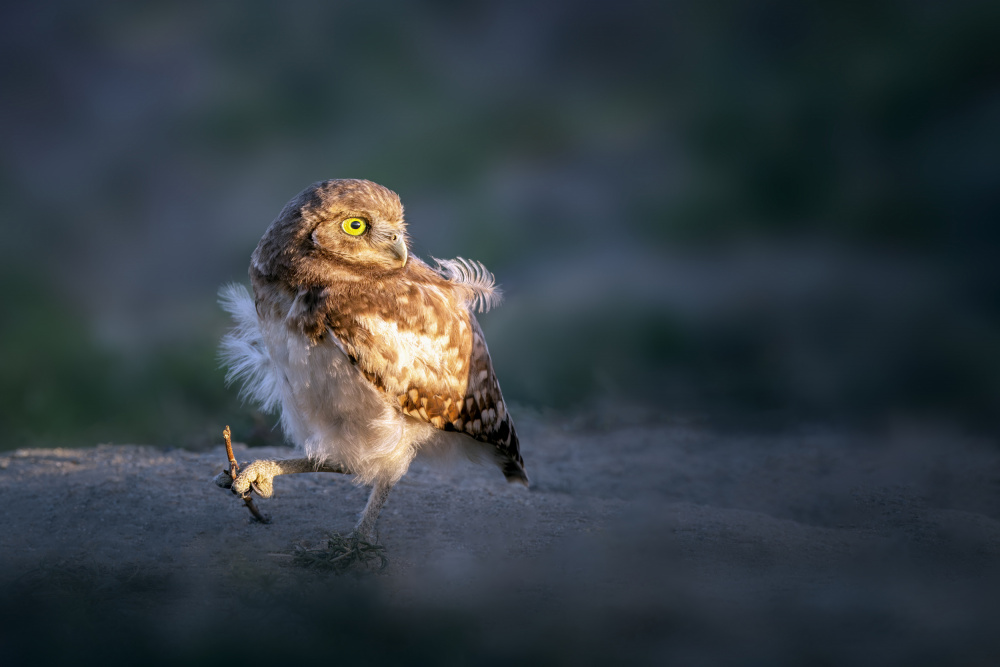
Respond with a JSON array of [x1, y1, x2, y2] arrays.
[[249, 179, 526, 482]]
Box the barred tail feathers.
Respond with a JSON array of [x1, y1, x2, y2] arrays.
[[502, 456, 529, 486], [498, 427, 528, 486]]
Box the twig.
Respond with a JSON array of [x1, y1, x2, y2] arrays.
[[223, 425, 238, 478], [223, 425, 270, 524]]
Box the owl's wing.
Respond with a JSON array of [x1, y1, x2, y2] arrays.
[[397, 314, 525, 482], [325, 280, 526, 484]]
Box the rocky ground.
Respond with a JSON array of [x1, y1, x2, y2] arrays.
[[2, 413, 999, 665]]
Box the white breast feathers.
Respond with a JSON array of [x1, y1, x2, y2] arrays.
[[218, 283, 437, 486]]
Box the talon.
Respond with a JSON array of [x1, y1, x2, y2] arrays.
[[213, 470, 234, 489], [251, 481, 265, 496]]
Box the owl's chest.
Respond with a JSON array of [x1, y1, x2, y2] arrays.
[[259, 312, 384, 425]]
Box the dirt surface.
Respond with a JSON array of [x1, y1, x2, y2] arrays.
[[2, 414, 1000, 665]]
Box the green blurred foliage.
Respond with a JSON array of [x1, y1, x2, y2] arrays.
[[0, 272, 275, 449]]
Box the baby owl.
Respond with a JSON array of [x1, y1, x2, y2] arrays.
[[219, 179, 527, 543]]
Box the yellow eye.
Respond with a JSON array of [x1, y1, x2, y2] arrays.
[[342, 217, 367, 236]]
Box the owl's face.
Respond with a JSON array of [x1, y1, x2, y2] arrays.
[[254, 179, 409, 283], [308, 179, 408, 271]]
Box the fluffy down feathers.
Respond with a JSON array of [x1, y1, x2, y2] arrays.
[[218, 283, 281, 413], [432, 257, 503, 313]]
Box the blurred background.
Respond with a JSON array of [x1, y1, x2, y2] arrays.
[[1, 0, 998, 450]]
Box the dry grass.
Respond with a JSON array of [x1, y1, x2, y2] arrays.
[[292, 533, 388, 573]]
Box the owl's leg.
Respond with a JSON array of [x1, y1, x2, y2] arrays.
[[218, 458, 348, 498], [353, 480, 393, 543], [287, 480, 392, 571]]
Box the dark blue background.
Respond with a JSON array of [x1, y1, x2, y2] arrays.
[[1, 0, 997, 447]]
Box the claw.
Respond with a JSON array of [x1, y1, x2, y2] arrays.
[[220, 426, 271, 523], [230, 460, 276, 498], [214, 470, 234, 489]]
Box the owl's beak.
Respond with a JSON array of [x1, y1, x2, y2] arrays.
[[389, 234, 408, 268]]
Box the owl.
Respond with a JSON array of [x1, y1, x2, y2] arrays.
[[219, 179, 527, 544]]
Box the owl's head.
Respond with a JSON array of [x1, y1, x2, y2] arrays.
[[252, 179, 409, 284]]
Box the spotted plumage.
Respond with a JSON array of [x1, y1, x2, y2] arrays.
[[220, 179, 526, 544]]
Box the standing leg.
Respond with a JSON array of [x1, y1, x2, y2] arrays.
[[353, 479, 393, 543]]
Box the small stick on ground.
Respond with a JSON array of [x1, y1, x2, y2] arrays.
[[223, 425, 270, 524]]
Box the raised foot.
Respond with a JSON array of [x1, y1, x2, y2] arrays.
[[292, 532, 388, 572], [213, 463, 271, 523], [230, 459, 280, 498]]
